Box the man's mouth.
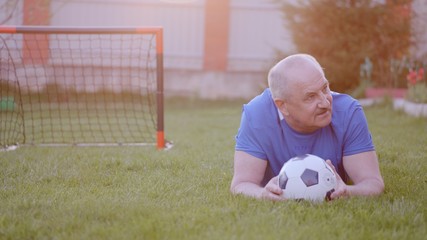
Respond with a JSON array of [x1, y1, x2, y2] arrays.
[[317, 109, 330, 117]]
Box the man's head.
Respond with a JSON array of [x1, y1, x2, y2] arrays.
[[268, 54, 333, 133]]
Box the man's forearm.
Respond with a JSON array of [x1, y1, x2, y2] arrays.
[[230, 182, 264, 199], [346, 178, 385, 197]]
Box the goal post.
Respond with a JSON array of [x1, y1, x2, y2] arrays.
[[0, 25, 166, 149]]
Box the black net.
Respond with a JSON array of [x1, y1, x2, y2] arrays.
[[0, 28, 161, 147]]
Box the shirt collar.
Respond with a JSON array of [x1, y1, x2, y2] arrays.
[[277, 108, 284, 121]]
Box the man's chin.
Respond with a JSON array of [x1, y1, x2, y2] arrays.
[[317, 111, 332, 124]]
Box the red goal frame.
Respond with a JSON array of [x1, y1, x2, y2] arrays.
[[0, 25, 165, 149]]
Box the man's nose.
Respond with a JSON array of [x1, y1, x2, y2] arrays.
[[318, 94, 331, 108]]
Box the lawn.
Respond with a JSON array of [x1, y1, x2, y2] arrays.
[[0, 98, 426, 240]]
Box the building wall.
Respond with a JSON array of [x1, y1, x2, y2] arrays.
[[228, 0, 295, 72], [1, 0, 425, 99], [49, 0, 293, 99], [50, 0, 206, 71], [0, 0, 293, 99]]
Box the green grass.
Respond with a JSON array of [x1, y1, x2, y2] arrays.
[[0, 99, 426, 240]]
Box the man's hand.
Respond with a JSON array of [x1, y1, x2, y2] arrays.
[[261, 176, 285, 201], [231, 151, 286, 201], [326, 151, 384, 199], [326, 160, 349, 199]]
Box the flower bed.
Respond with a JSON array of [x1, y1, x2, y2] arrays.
[[361, 58, 426, 117], [365, 87, 407, 99], [393, 99, 427, 117], [406, 68, 427, 103]]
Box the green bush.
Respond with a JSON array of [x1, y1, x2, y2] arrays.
[[280, 0, 412, 92]]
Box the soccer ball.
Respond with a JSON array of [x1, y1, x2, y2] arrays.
[[278, 154, 337, 202]]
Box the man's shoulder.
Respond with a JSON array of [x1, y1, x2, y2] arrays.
[[332, 92, 361, 112], [243, 89, 278, 126], [246, 88, 272, 106], [331, 92, 365, 127]]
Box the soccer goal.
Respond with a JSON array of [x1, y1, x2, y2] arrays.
[[0, 25, 166, 149]]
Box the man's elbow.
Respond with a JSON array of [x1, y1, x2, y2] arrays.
[[230, 185, 236, 195], [230, 181, 245, 196], [230, 180, 239, 195], [370, 177, 385, 196], [376, 178, 385, 195]]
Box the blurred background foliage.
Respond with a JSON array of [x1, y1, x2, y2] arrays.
[[279, 0, 413, 93]]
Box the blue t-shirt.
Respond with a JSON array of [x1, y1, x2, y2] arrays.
[[235, 88, 374, 181]]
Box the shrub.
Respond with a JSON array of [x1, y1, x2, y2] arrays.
[[280, 0, 412, 92]]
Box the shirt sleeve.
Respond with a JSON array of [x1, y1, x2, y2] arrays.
[[343, 106, 375, 156], [235, 106, 268, 160]]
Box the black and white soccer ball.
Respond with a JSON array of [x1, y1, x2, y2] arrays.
[[278, 154, 337, 202]]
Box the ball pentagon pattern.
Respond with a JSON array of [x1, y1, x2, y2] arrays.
[[278, 154, 337, 202]]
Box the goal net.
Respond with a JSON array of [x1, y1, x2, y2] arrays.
[[0, 26, 165, 149]]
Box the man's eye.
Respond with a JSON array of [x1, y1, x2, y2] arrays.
[[323, 87, 329, 93]]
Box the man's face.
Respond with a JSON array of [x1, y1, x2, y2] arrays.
[[279, 71, 333, 133]]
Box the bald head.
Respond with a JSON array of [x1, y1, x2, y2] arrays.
[[268, 54, 325, 100]]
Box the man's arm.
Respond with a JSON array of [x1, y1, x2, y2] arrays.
[[230, 151, 284, 201], [328, 151, 384, 199]]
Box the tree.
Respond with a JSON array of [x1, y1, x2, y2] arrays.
[[281, 0, 412, 92]]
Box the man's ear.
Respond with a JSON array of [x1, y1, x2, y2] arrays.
[[274, 98, 289, 116]]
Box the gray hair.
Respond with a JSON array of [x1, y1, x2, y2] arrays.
[[268, 54, 325, 100]]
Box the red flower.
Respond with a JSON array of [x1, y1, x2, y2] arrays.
[[407, 70, 417, 85]]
